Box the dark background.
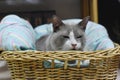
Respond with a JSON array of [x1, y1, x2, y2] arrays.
[[98, 0, 120, 44]]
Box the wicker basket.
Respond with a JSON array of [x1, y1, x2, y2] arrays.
[[0, 44, 120, 80]]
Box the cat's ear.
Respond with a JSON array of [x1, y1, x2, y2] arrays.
[[52, 15, 64, 32], [78, 16, 90, 30]]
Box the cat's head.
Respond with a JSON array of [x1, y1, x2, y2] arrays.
[[49, 15, 89, 51]]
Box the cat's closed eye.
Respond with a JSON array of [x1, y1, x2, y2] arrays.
[[63, 36, 69, 39], [77, 35, 82, 38]]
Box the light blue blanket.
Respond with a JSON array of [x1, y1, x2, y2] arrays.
[[0, 15, 36, 50]]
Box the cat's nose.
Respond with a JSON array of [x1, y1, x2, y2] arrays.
[[71, 44, 77, 47]]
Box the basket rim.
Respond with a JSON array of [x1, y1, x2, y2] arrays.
[[0, 43, 120, 61]]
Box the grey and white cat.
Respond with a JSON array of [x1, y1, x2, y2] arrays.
[[35, 16, 89, 51]]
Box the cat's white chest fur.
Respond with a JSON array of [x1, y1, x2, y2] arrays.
[[63, 31, 81, 50]]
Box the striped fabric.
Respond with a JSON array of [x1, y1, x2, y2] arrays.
[[0, 14, 36, 50], [84, 21, 114, 51], [34, 24, 53, 40]]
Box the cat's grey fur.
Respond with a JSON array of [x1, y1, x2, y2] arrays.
[[35, 16, 89, 51]]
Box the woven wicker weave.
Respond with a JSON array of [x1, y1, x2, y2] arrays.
[[0, 44, 120, 80]]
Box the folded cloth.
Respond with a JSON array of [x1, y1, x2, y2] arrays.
[[34, 24, 53, 40], [84, 21, 114, 51], [0, 14, 36, 50], [35, 19, 114, 68]]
